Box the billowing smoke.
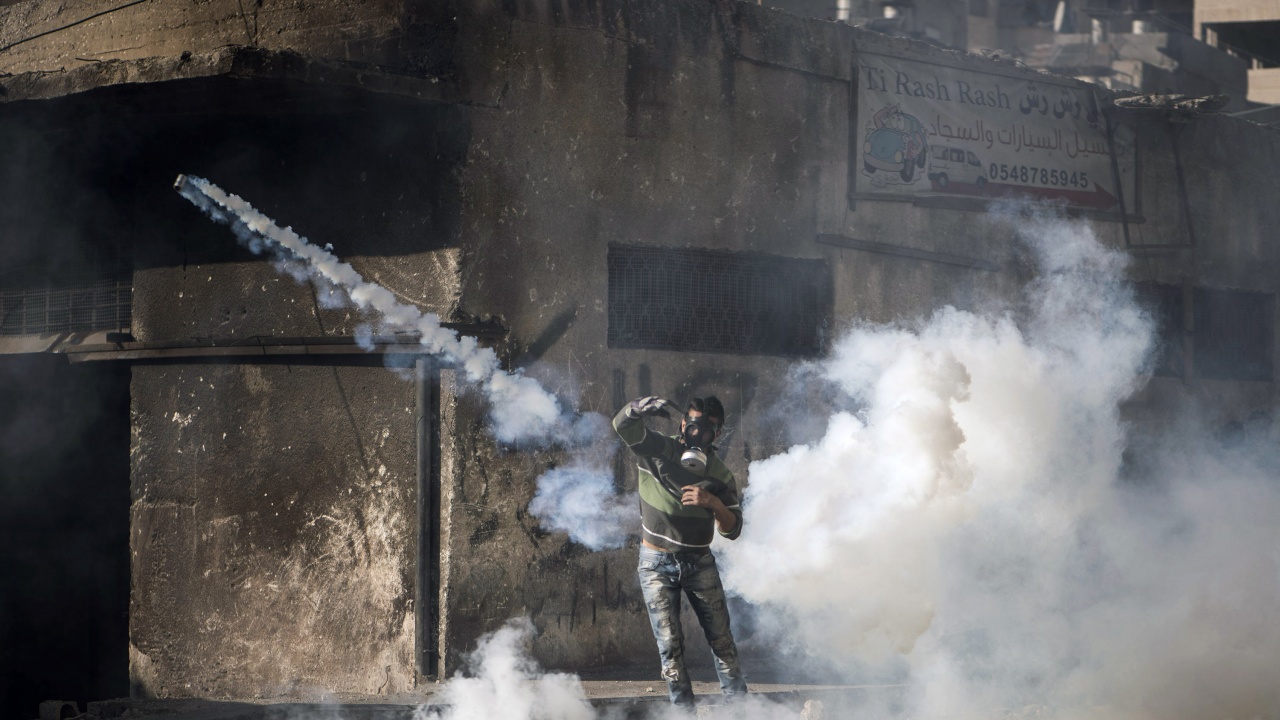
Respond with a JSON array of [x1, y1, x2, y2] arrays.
[[418, 619, 596, 720], [420, 619, 815, 720], [175, 175, 629, 549], [529, 462, 637, 550], [719, 207, 1280, 719]]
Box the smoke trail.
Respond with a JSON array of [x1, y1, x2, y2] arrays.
[[720, 207, 1280, 719], [176, 174, 586, 445], [175, 175, 628, 548]]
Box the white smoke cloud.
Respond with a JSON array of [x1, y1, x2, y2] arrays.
[[419, 618, 596, 720], [529, 462, 637, 550], [720, 207, 1280, 719], [418, 619, 819, 720], [175, 175, 624, 548]]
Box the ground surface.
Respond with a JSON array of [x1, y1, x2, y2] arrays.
[[62, 682, 897, 719]]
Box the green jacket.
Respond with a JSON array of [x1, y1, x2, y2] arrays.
[[613, 405, 743, 553]]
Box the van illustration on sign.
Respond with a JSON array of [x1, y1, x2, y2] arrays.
[[928, 145, 988, 191], [862, 104, 928, 184]]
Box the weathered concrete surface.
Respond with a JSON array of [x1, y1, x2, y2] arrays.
[[129, 360, 420, 697], [1247, 67, 1280, 104], [0, 0, 454, 79], [0, 46, 462, 105]]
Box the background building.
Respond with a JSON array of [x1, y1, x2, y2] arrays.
[[770, 0, 1265, 110]]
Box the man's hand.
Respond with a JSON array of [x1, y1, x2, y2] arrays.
[[626, 396, 675, 420], [682, 486, 738, 535], [681, 486, 719, 508]]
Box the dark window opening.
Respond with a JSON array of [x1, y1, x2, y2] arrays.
[[1136, 282, 1184, 378], [607, 245, 831, 356], [1193, 287, 1274, 382]]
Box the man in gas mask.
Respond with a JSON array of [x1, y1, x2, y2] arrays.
[[613, 395, 748, 707]]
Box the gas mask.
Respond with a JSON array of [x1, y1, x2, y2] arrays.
[[679, 415, 720, 471]]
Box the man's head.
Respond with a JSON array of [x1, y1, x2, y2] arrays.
[[678, 396, 724, 471], [681, 396, 725, 445]]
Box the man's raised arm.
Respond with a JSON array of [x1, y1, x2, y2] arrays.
[[613, 396, 676, 446]]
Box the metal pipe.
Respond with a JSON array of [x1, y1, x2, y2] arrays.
[[415, 357, 439, 678], [60, 329, 505, 363]]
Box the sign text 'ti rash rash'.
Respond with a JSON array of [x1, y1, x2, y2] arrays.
[[865, 67, 1012, 109]]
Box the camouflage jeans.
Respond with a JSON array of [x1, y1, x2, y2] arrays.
[[637, 545, 748, 706]]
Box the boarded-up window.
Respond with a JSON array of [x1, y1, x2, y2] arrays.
[[1135, 282, 1184, 378], [607, 245, 830, 356], [1193, 287, 1274, 382]]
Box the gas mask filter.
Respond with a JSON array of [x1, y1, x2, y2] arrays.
[[679, 415, 719, 471]]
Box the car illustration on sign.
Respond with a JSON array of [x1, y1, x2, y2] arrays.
[[862, 105, 928, 182], [927, 145, 988, 190]]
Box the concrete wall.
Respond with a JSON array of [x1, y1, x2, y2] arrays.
[[1195, 0, 1280, 29], [1248, 67, 1280, 104], [129, 360, 420, 697], [0, 0, 444, 77], [1106, 110, 1280, 428], [5, 0, 1280, 704]]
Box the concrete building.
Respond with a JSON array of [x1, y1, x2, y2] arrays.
[[1196, 0, 1280, 103], [768, 0, 1254, 110], [1, 0, 1278, 712]]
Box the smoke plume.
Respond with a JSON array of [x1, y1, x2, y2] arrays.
[[419, 619, 596, 720], [529, 461, 637, 551], [719, 207, 1280, 719], [175, 175, 627, 549], [420, 619, 817, 720]]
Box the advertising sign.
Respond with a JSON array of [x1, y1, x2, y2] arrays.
[[853, 52, 1137, 215]]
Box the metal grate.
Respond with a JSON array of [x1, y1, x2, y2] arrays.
[[1193, 287, 1274, 382], [0, 273, 132, 336], [607, 245, 830, 356]]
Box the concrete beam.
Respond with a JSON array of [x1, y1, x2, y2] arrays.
[[0, 45, 461, 105]]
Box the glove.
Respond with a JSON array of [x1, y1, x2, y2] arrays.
[[626, 396, 675, 420]]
